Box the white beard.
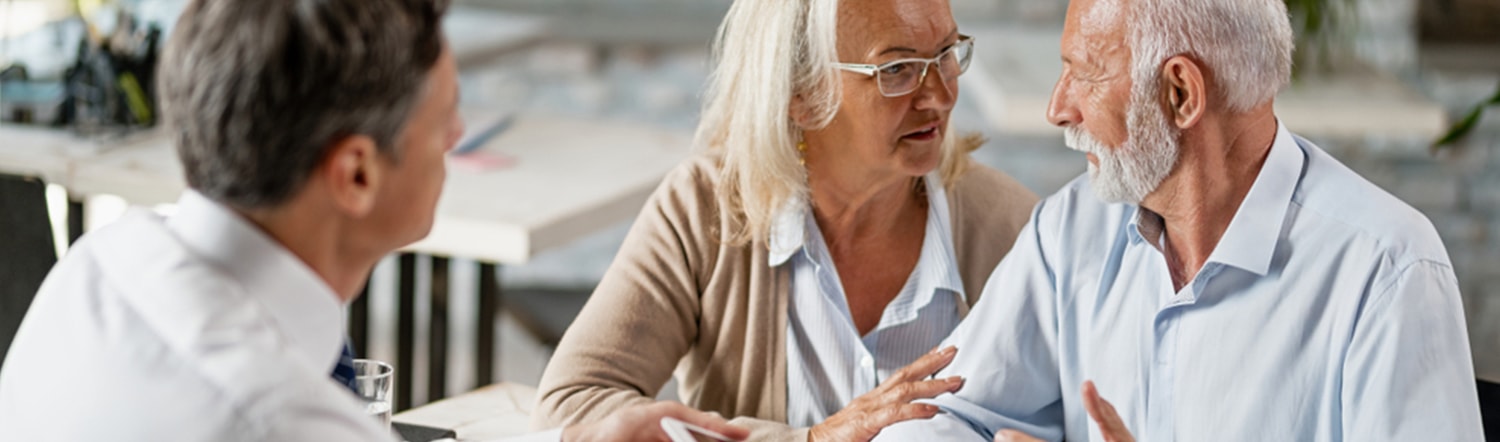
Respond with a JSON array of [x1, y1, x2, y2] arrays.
[[1063, 89, 1180, 204]]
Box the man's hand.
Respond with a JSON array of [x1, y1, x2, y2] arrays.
[[562, 401, 750, 442], [809, 346, 965, 442], [992, 381, 1135, 442], [1080, 381, 1134, 442]]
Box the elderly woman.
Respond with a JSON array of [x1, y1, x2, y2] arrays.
[[532, 0, 1037, 440]]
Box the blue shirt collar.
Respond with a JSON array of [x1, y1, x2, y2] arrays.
[[1127, 120, 1304, 276], [1207, 121, 1303, 275]]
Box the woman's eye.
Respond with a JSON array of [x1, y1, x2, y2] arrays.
[[880, 63, 909, 76]]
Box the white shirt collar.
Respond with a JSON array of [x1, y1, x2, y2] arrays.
[[766, 173, 965, 298], [767, 194, 809, 266], [165, 191, 347, 373]]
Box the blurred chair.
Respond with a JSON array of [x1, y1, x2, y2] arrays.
[[502, 286, 591, 350], [1481, 378, 1499, 440], [0, 174, 57, 371]]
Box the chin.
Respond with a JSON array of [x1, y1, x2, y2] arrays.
[[897, 143, 942, 174]]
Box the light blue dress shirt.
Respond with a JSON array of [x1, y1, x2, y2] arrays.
[[875, 123, 1484, 441], [769, 173, 967, 427]]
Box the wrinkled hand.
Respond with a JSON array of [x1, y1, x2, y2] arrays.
[[991, 381, 1134, 442], [562, 401, 750, 442], [809, 346, 965, 442]]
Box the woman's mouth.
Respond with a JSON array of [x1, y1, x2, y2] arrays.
[[902, 125, 940, 141]]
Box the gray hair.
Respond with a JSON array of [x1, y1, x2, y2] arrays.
[[158, 0, 449, 209], [696, 0, 973, 246], [1122, 0, 1294, 113]]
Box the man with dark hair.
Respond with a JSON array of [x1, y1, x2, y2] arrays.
[[0, 0, 457, 439], [0, 0, 747, 440]]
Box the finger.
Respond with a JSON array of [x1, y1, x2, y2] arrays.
[[873, 402, 942, 428], [656, 403, 751, 441], [1081, 381, 1131, 442], [888, 376, 965, 403], [995, 429, 1045, 442], [886, 346, 958, 384]]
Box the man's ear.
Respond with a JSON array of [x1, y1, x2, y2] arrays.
[[318, 134, 382, 218], [1161, 55, 1206, 130]]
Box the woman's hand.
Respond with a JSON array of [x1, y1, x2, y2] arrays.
[[808, 346, 965, 442]]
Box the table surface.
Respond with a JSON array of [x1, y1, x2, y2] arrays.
[[1, 8, 696, 265], [0, 113, 692, 264], [393, 382, 538, 441]]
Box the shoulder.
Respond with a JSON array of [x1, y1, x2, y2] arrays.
[[945, 159, 1039, 234], [66, 211, 317, 403], [2, 213, 294, 439], [1290, 137, 1450, 266], [657, 152, 725, 203], [639, 152, 727, 233]]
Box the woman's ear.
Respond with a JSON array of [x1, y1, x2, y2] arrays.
[[789, 94, 816, 129]]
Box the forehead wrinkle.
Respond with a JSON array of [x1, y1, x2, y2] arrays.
[[1082, 0, 1123, 32], [839, 0, 955, 61], [1066, 0, 1130, 74]]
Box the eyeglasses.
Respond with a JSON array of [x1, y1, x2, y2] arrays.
[[835, 35, 974, 97]]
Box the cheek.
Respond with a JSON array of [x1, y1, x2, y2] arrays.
[[1083, 86, 1129, 146]]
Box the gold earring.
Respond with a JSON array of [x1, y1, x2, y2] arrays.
[[797, 141, 807, 166]]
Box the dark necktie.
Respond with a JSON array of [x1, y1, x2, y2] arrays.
[[331, 339, 359, 393]]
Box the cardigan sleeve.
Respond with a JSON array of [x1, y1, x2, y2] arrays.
[[530, 157, 719, 430]]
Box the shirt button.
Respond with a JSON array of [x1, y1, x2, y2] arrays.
[[860, 355, 874, 369]]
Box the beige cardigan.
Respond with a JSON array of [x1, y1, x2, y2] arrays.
[[532, 153, 1038, 440]]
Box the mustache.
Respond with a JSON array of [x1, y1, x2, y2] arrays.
[[1063, 127, 1104, 154]]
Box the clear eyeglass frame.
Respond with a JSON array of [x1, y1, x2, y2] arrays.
[[835, 34, 975, 98]]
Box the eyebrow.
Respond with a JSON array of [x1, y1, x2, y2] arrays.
[[876, 29, 960, 56]]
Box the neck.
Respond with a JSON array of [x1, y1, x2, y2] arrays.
[[1141, 108, 1277, 287], [238, 200, 379, 303], [806, 168, 925, 250]]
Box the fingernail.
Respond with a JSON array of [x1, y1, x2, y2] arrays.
[[942, 346, 957, 355], [948, 376, 965, 390]]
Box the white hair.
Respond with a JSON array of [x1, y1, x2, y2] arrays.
[[1064, 0, 1293, 202], [1124, 0, 1295, 113], [695, 0, 973, 246]]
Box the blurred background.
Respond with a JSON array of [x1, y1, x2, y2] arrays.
[[1, 0, 1497, 413]]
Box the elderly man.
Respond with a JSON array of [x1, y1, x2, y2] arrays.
[[874, 0, 1484, 440], [0, 0, 746, 440]]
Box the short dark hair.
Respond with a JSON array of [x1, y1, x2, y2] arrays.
[[158, 0, 449, 208]]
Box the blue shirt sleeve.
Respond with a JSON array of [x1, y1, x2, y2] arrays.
[[1341, 259, 1484, 440], [875, 203, 1068, 441]]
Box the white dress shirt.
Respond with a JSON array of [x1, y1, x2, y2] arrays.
[[875, 123, 1484, 441], [770, 173, 966, 427], [0, 191, 393, 441]]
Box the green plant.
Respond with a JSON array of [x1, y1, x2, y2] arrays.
[[1432, 81, 1500, 151], [1284, 0, 1356, 75]]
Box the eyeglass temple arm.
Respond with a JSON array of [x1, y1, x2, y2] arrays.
[[834, 64, 878, 76]]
